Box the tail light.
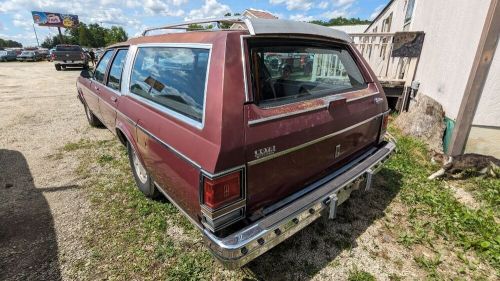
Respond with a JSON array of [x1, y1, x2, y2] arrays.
[[203, 172, 241, 209], [51, 53, 55, 60], [201, 169, 246, 232], [379, 113, 389, 143], [80, 53, 85, 60]]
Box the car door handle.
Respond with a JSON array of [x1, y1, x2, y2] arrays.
[[94, 85, 100, 91], [110, 96, 117, 102], [374, 97, 384, 104]]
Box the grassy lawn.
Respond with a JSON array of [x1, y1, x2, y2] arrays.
[[64, 127, 499, 280]]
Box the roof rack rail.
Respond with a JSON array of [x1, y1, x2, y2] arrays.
[[141, 17, 352, 42], [142, 16, 249, 36]]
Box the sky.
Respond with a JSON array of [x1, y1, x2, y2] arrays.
[[0, 0, 388, 47]]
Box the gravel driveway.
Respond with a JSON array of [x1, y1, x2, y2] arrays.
[[0, 62, 111, 280]]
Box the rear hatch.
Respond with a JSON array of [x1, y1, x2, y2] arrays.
[[243, 37, 387, 217]]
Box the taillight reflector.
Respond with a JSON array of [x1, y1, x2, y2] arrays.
[[203, 172, 241, 209], [382, 114, 389, 131]]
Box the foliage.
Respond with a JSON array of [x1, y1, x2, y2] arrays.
[[348, 266, 376, 281], [41, 23, 128, 49], [387, 127, 500, 271], [0, 38, 22, 48], [310, 16, 371, 26]]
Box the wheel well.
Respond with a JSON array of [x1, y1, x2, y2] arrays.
[[116, 129, 128, 147]]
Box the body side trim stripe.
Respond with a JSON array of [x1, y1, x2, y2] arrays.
[[247, 110, 389, 166]]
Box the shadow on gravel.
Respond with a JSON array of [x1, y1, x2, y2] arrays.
[[0, 149, 61, 281], [245, 168, 403, 281]]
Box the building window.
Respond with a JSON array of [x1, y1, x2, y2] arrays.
[[405, 0, 416, 25]]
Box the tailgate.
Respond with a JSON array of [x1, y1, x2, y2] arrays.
[[54, 51, 82, 61], [243, 38, 387, 216]]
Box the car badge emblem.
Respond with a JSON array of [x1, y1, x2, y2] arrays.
[[254, 145, 276, 159]]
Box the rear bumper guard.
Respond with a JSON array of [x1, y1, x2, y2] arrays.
[[202, 141, 396, 269]]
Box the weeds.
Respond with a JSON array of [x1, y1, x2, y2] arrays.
[[348, 266, 376, 281], [387, 128, 499, 271]]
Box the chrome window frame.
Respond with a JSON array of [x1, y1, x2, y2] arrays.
[[106, 48, 129, 93], [93, 49, 114, 84], [123, 43, 213, 130]]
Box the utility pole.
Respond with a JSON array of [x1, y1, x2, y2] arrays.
[[57, 26, 64, 44], [32, 23, 40, 47]]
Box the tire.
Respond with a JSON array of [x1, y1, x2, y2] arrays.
[[127, 143, 160, 199], [83, 102, 103, 127], [55, 64, 61, 71]]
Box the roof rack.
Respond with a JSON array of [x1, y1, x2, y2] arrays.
[[142, 16, 247, 36], [141, 17, 352, 43]]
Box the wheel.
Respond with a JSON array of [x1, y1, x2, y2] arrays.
[[55, 64, 61, 71], [83, 102, 103, 127], [127, 143, 160, 198]]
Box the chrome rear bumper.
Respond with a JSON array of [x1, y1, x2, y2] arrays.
[[202, 141, 396, 269]]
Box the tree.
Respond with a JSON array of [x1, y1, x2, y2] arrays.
[[104, 26, 128, 46], [0, 38, 22, 48], [310, 16, 371, 26], [40, 22, 129, 49]]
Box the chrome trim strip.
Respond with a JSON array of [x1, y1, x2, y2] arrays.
[[136, 124, 201, 169], [248, 104, 326, 126], [123, 43, 212, 130], [247, 110, 389, 166], [201, 200, 246, 220], [240, 35, 250, 102], [201, 165, 246, 179], [154, 181, 203, 230], [346, 91, 380, 102]]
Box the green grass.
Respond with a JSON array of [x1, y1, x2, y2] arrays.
[[63, 125, 499, 279], [66, 139, 245, 280], [348, 266, 376, 281], [386, 128, 499, 272]]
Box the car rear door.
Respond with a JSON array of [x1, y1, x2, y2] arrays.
[[99, 48, 128, 130], [243, 38, 387, 215], [82, 50, 113, 120]]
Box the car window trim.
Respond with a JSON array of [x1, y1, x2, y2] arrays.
[[105, 48, 129, 93], [93, 49, 115, 83], [123, 43, 213, 130], [248, 40, 367, 107]]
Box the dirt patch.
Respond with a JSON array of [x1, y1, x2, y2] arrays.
[[0, 62, 111, 280]]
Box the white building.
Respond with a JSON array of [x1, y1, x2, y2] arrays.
[[358, 0, 500, 157]]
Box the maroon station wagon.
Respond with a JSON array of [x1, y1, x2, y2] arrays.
[[76, 17, 395, 268]]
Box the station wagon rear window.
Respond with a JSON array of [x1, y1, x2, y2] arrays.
[[129, 47, 210, 123], [249, 39, 366, 106]]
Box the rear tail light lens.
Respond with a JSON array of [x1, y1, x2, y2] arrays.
[[379, 113, 389, 142], [81, 53, 85, 60], [203, 172, 241, 209]]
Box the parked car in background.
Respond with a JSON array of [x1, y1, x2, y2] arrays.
[[37, 48, 50, 60], [16, 51, 42, 62], [52, 44, 88, 71], [0, 50, 18, 61], [76, 17, 395, 268]]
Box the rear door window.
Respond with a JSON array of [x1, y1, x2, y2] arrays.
[[249, 39, 366, 106], [106, 49, 128, 91], [129, 47, 210, 124], [94, 50, 113, 83]]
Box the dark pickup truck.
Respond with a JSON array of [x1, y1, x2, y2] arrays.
[[52, 44, 88, 71]]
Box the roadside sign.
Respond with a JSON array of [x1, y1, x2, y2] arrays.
[[31, 11, 79, 28]]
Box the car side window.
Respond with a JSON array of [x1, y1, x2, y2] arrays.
[[94, 50, 113, 83], [129, 47, 210, 123], [107, 49, 128, 91]]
